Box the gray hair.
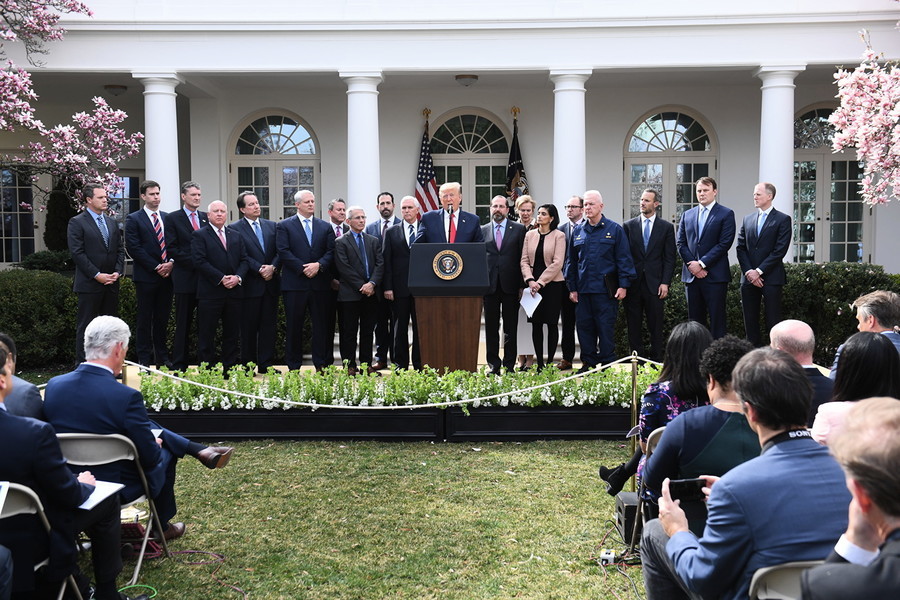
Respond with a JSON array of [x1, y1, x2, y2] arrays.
[[84, 316, 131, 360], [294, 190, 314, 203]]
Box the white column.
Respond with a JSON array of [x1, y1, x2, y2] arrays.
[[754, 65, 805, 258], [550, 70, 592, 207], [133, 72, 183, 212], [340, 72, 383, 206]]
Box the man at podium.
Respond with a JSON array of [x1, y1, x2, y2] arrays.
[[417, 182, 484, 244]]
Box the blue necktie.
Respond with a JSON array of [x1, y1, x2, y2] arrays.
[[96, 215, 109, 247], [408, 224, 414, 247], [356, 233, 369, 279], [757, 211, 767, 236], [698, 207, 708, 238], [253, 220, 265, 251], [642, 218, 651, 249], [303, 218, 312, 245]]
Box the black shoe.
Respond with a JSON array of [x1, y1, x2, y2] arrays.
[[598, 463, 623, 482], [577, 364, 594, 374], [599, 464, 630, 496]]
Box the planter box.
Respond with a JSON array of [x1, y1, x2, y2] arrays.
[[149, 405, 631, 442]]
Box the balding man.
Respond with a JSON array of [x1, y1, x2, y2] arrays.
[[770, 319, 834, 426], [191, 200, 248, 373], [417, 182, 484, 244]]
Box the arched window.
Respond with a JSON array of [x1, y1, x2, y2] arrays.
[[229, 112, 320, 220], [624, 108, 717, 223], [431, 110, 510, 223]]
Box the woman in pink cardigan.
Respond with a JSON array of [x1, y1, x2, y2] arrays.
[[520, 204, 567, 370]]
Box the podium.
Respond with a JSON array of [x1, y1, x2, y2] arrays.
[[409, 243, 489, 372]]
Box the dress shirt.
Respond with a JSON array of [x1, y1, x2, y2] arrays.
[[404, 221, 418, 246]]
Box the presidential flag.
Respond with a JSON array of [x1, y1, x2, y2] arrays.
[[506, 117, 528, 203], [415, 122, 440, 213]]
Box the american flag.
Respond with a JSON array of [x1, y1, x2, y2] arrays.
[[415, 123, 439, 213]]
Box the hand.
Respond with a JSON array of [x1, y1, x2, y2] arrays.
[[360, 282, 375, 296], [659, 478, 690, 537], [77, 471, 96, 486], [94, 273, 116, 285], [658, 284, 669, 299], [529, 281, 541, 295], [698, 475, 720, 500], [221, 275, 240, 289], [302, 262, 321, 278], [156, 262, 174, 277], [331, 279, 340, 291], [845, 493, 881, 551], [259, 264, 275, 280], [745, 270, 764, 288], [569, 291, 578, 303], [614, 287, 627, 300], [384, 290, 394, 301], [156, 437, 163, 447], [687, 260, 703, 276]]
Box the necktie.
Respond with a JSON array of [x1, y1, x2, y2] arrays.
[[448, 212, 457, 243], [335, 225, 342, 238], [382, 220, 389, 238], [303, 219, 312, 245], [152, 212, 167, 261], [495, 224, 503, 249], [642, 218, 651, 249], [96, 215, 109, 247], [253, 220, 265, 251], [757, 211, 767, 236], [217, 228, 227, 249], [190, 212, 199, 231], [356, 233, 369, 279], [698, 207, 708, 238], [408, 224, 414, 247]]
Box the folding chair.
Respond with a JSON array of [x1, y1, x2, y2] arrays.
[[749, 560, 824, 599], [56, 433, 170, 586], [0, 481, 83, 600], [627, 425, 667, 553]]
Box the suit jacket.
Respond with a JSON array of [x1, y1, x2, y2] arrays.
[[805, 367, 835, 427], [4, 375, 43, 420], [483, 220, 526, 294], [365, 217, 400, 239], [275, 215, 335, 292], [164, 208, 208, 294], [334, 232, 384, 302], [229, 218, 280, 298], [0, 409, 93, 592], [676, 202, 736, 284], [801, 529, 900, 600], [42, 363, 165, 503], [520, 228, 567, 286], [125, 209, 170, 284], [665, 437, 849, 600], [382, 221, 417, 298], [191, 225, 249, 300], [67, 209, 125, 293], [417, 209, 485, 244], [559, 219, 584, 279], [623, 216, 676, 295], [735, 208, 792, 285]]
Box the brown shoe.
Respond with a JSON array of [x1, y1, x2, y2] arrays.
[[160, 521, 185, 541], [555, 359, 573, 370], [370, 361, 387, 370], [196, 446, 234, 469]]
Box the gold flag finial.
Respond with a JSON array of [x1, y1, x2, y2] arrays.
[[511, 106, 520, 119], [422, 108, 431, 119]]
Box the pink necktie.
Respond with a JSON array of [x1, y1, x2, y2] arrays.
[[217, 228, 227, 249], [190, 212, 199, 231]]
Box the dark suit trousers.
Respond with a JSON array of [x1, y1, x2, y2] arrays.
[[391, 296, 421, 369], [283, 290, 331, 369], [484, 290, 519, 370], [72, 494, 123, 590], [240, 293, 278, 370], [373, 295, 393, 363], [623, 280, 665, 361], [741, 283, 782, 346], [685, 281, 728, 339], [75, 288, 119, 363], [324, 288, 339, 359], [172, 292, 197, 370], [560, 291, 577, 362], [339, 297, 377, 369], [197, 295, 241, 372], [134, 279, 173, 366]]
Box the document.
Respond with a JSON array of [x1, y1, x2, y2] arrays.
[[79, 480, 124, 510], [520, 290, 542, 318]]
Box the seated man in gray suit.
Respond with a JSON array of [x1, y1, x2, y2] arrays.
[[0, 332, 43, 420], [801, 396, 900, 599]]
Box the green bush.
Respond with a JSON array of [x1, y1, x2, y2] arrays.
[[15, 250, 73, 272], [43, 186, 78, 252]]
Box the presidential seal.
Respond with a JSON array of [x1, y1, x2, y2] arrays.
[[433, 250, 463, 280]]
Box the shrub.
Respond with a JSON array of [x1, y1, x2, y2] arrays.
[[15, 250, 73, 272], [43, 186, 78, 252]]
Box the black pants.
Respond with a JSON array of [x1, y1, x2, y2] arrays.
[[623, 280, 665, 361], [391, 296, 421, 369], [339, 297, 378, 369], [171, 292, 198, 370], [74, 287, 119, 363], [240, 292, 279, 370], [197, 295, 242, 373], [134, 278, 173, 366], [484, 290, 519, 371]]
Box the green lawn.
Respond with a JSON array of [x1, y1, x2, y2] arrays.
[[116, 439, 643, 600]]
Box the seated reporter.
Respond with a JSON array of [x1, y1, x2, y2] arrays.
[[43, 316, 234, 542]]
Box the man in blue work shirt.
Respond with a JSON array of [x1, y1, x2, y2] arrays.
[[566, 190, 636, 372]]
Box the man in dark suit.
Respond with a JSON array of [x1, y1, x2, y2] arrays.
[[801, 397, 900, 600], [0, 333, 43, 420], [676, 176, 736, 339], [622, 188, 676, 362], [556, 195, 584, 370], [67, 182, 125, 364], [417, 182, 485, 244], [229, 192, 280, 373], [124, 180, 173, 368], [383, 196, 423, 370], [164, 181, 208, 371], [828, 290, 900, 378], [736, 182, 792, 346], [482, 195, 526, 374], [769, 319, 834, 426], [364, 192, 401, 370], [0, 346, 144, 600], [191, 201, 249, 374], [43, 316, 234, 544], [641, 347, 849, 600], [325, 198, 350, 361], [275, 190, 336, 370], [334, 207, 384, 375]]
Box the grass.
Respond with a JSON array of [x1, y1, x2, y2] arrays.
[[112, 439, 643, 600]]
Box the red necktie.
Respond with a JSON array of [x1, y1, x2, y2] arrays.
[[190, 212, 199, 231], [449, 213, 457, 243], [152, 212, 167, 261]]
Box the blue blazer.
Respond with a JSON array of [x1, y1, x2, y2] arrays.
[[275, 215, 335, 292], [191, 225, 249, 300], [229, 218, 280, 298], [67, 209, 125, 293], [124, 209, 170, 284], [4, 375, 43, 420], [417, 209, 485, 244], [677, 203, 736, 284], [735, 208, 792, 286]]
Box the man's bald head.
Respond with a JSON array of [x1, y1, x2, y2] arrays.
[[770, 319, 815, 365]]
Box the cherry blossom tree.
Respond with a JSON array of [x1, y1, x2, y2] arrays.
[[830, 32, 900, 205], [0, 0, 143, 203]]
